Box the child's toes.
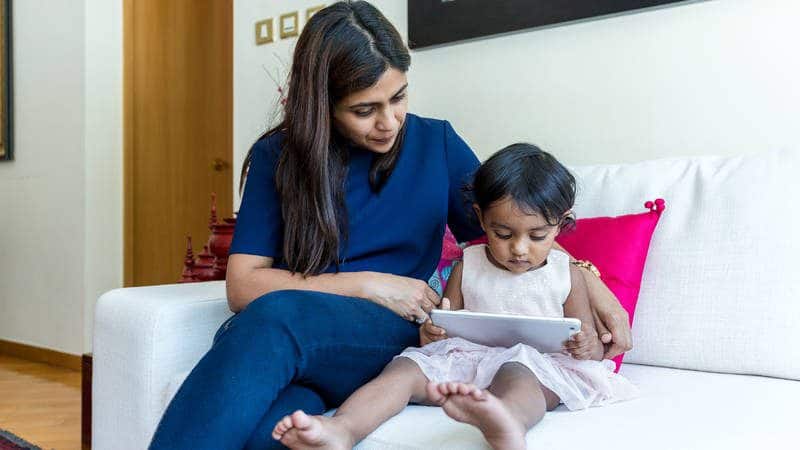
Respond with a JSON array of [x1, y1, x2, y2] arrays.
[[470, 388, 486, 401], [426, 381, 446, 404], [457, 383, 473, 395]]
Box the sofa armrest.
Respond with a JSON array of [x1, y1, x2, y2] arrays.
[[92, 281, 231, 450]]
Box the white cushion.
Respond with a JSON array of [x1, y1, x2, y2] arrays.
[[356, 364, 800, 450], [568, 150, 800, 380]]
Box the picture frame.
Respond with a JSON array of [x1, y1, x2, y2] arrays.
[[408, 0, 687, 49], [306, 4, 326, 22], [279, 11, 299, 39], [1, 0, 12, 161], [255, 18, 274, 45]]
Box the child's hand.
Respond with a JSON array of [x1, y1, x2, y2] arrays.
[[419, 298, 451, 346], [564, 329, 600, 360]]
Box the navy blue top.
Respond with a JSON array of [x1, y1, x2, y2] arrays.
[[230, 113, 483, 281]]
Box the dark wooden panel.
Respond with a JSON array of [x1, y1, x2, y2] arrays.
[[408, 0, 688, 49]]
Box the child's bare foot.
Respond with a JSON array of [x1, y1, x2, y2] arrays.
[[271, 410, 354, 450], [426, 382, 527, 450]]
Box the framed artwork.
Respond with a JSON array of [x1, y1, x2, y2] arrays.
[[0, 0, 11, 161], [408, 0, 687, 49], [279, 11, 299, 39], [306, 4, 326, 21], [255, 18, 274, 45]]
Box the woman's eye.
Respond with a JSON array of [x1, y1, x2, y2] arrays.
[[390, 94, 406, 103]]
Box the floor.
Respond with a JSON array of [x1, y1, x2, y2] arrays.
[[0, 354, 81, 450]]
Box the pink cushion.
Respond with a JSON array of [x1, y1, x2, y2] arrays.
[[555, 199, 665, 371], [436, 199, 665, 371]]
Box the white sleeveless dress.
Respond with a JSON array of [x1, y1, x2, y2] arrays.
[[397, 244, 639, 410]]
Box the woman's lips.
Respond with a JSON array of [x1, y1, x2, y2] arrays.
[[370, 135, 394, 145]]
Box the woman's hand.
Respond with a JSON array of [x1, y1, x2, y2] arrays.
[[420, 298, 450, 346], [361, 272, 441, 323], [583, 271, 632, 359]]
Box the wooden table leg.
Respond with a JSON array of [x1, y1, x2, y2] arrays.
[[82, 353, 92, 450]]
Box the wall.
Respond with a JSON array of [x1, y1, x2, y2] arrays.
[[234, 0, 800, 202], [0, 0, 122, 355], [0, 1, 87, 354], [83, 0, 123, 353]]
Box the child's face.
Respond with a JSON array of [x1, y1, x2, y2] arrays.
[[476, 197, 562, 274]]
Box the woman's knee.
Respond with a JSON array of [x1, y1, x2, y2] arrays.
[[240, 290, 309, 323]]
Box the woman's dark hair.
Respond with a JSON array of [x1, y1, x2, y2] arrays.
[[468, 143, 576, 231], [239, 1, 410, 276]]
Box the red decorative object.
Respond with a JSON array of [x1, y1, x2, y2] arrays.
[[178, 193, 237, 283], [179, 236, 198, 283]]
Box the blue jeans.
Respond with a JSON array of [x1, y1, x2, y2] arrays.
[[148, 289, 419, 450]]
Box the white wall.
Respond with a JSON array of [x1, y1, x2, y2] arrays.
[[83, 0, 123, 353], [0, 0, 122, 355], [234, 0, 800, 199], [0, 1, 87, 355]]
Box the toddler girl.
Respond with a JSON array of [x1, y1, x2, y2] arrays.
[[272, 143, 639, 450]]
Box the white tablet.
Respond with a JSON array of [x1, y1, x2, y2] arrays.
[[429, 310, 581, 353]]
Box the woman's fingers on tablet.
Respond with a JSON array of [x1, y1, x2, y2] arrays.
[[424, 286, 441, 306]]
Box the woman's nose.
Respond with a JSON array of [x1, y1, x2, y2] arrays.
[[375, 107, 398, 131]]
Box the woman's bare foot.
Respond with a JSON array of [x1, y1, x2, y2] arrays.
[[271, 410, 354, 450], [426, 382, 527, 450]]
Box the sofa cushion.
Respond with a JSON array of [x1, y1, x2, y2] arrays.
[[354, 364, 800, 450], [568, 150, 800, 380], [556, 199, 665, 371]]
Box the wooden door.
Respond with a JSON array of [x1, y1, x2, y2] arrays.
[[124, 0, 233, 286]]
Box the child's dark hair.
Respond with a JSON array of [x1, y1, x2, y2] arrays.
[[468, 143, 576, 231]]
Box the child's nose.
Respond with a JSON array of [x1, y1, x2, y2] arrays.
[[511, 241, 527, 256]]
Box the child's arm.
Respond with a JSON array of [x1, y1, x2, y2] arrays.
[[442, 261, 464, 311], [563, 264, 604, 361], [420, 262, 465, 346]]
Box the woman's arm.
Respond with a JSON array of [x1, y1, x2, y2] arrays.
[[562, 265, 604, 361], [226, 254, 441, 318], [553, 242, 632, 359]]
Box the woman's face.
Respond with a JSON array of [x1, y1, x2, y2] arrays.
[[333, 68, 408, 154]]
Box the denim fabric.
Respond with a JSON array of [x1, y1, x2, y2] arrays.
[[148, 289, 418, 450]]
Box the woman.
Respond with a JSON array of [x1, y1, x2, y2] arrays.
[[149, 2, 631, 449]]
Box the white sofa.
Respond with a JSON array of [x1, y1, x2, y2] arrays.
[[93, 150, 800, 449]]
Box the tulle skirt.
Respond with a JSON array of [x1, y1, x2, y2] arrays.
[[396, 337, 639, 410]]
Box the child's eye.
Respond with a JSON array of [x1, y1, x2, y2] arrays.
[[354, 109, 373, 117], [530, 235, 547, 241], [495, 233, 512, 240]]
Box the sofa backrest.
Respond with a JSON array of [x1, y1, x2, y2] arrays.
[[569, 149, 799, 380]]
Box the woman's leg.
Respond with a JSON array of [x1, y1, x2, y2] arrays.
[[148, 289, 417, 450], [244, 384, 326, 450], [273, 357, 431, 449], [426, 362, 559, 450]]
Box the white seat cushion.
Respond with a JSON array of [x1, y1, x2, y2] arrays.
[[354, 363, 800, 450]]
